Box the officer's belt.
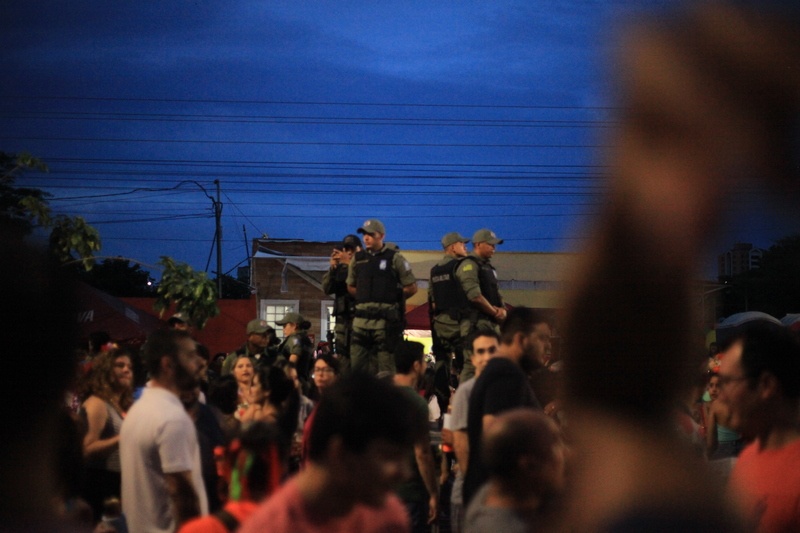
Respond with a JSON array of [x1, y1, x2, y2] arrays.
[[355, 307, 400, 321]]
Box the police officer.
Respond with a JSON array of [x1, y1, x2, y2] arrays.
[[346, 219, 417, 375], [275, 312, 314, 383], [455, 229, 507, 381], [221, 318, 280, 375], [429, 232, 471, 373], [322, 234, 361, 372]]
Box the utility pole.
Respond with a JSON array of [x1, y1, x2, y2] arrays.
[[214, 179, 223, 297]]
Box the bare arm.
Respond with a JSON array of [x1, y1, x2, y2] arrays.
[[402, 282, 418, 299], [164, 471, 200, 528], [82, 396, 119, 459], [705, 402, 719, 454], [453, 430, 470, 475], [347, 285, 356, 297], [414, 436, 439, 525], [482, 413, 498, 433], [469, 294, 506, 322]]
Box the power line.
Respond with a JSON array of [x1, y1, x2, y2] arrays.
[[4, 94, 618, 111], [2, 135, 607, 149]]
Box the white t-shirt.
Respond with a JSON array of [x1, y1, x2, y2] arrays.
[[121, 386, 208, 533]]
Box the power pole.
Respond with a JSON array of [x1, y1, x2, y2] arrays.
[[214, 179, 223, 298]]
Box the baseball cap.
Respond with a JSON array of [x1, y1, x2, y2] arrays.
[[341, 234, 362, 250], [441, 232, 470, 249], [472, 228, 503, 245], [246, 319, 270, 334], [357, 219, 386, 235], [276, 312, 304, 325]]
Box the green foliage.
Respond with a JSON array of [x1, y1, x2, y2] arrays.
[[49, 216, 102, 270], [2, 151, 101, 270], [80, 258, 156, 297], [154, 256, 220, 330]]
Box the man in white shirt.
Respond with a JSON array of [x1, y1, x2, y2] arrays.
[[121, 329, 208, 533]]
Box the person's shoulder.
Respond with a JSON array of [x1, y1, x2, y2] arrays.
[[457, 255, 479, 272], [239, 480, 299, 533], [351, 492, 410, 532]]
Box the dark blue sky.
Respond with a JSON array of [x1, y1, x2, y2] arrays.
[[3, 1, 795, 279]]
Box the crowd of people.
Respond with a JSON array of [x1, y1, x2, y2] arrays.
[[17, 217, 800, 533], [3, 3, 799, 533]]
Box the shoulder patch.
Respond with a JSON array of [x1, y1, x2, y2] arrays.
[[403, 260, 410, 270], [462, 263, 474, 272], [292, 337, 299, 346]]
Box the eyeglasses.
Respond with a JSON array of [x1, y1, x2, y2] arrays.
[[474, 346, 498, 355], [717, 374, 749, 387]]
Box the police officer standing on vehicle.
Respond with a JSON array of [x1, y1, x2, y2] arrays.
[[347, 219, 417, 375], [276, 312, 314, 385], [456, 229, 507, 381], [322, 234, 361, 372], [429, 232, 471, 375]]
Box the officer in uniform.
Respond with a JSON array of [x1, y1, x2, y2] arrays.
[[429, 232, 471, 374], [275, 312, 314, 384], [321, 234, 361, 372], [221, 318, 280, 375], [455, 228, 507, 381], [346, 219, 417, 375]]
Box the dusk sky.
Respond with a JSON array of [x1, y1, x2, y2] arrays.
[[3, 1, 797, 280]]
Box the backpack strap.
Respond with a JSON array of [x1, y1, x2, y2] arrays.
[[214, 508, 240, 532]]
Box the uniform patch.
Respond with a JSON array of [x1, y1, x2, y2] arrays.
[[379, 259, 387, 270], [403, 260, 410, 270], [292, 337, 299, 346], [493, 270, 498, 279], [462, 263, 474, 272]]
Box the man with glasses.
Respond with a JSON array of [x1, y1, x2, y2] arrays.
[[448, 329, 501, 533], [720, 326, 800, 533]]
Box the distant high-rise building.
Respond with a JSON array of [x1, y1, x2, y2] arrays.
[[718, 243, 764, 278]]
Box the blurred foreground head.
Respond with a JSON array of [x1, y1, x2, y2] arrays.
[[0, 224, 78, 524], [564, 2, 800, 424]]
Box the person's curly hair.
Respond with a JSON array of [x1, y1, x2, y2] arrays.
[[86, 348, 134, 412]]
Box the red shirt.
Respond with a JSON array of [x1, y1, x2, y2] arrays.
[[730, 438, 800, 533]]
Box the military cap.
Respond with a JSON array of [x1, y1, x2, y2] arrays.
[[357, 219, 386, 235], [276, 312, 304, 326], [441, 232, 470, 249], [472, 228, 503, 245], [246, 319, 270, 334]]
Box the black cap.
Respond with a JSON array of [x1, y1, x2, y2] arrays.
[[341, 234, 362, 250]]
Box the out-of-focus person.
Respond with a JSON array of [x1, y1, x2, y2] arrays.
[[80, 348, 134, 523]]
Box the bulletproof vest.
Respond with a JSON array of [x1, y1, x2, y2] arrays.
[[430, 258, 470, 315], [470, 257, 502, 307], [354, 248, 400, 305], [330, 264, 354, 317]]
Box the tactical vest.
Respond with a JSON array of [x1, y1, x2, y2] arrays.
[[329, 264, 354, 317], [354, 248, 400, 305], [468, 256, 502, 307], [430, 258, 470, 316]]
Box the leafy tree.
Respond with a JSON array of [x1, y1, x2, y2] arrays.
[[720, 234, 800, 318], [4, 151, 221, 328], [1, 151, 101, 269], [154, 256, 220, 329], [79, 258, 156, 297]]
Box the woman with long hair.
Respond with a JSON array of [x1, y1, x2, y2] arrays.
[[231, 355, 255, 420], [80, 348, 134, 522], [240, 365, 299, 443]]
